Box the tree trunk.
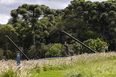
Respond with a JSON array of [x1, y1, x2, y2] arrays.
[[32, 12, 35, 45]]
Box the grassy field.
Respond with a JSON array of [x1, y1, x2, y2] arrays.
[[0, 52, 116, 77]]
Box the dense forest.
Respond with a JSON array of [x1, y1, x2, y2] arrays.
[[1, 0, 116, 59]]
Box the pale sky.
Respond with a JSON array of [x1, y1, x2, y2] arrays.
[[0, 0, 107, 24]]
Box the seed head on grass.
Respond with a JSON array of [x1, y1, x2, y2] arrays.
[[1, 52, 116, 77]]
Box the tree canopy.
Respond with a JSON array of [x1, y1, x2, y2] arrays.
[[1, 0, 116, 59]]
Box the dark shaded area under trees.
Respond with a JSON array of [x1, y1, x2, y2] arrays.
[[1, 0, 116, 59]]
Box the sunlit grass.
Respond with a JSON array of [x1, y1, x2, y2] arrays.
[[0, 52, 116, 77], [35, 70, 71, 77]]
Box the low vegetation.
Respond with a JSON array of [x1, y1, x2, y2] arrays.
[[0, 52, 116, 77]]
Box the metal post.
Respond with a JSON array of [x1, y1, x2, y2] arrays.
[[17, 53, 20, 66], [6, 42, 9, 59], [5, 35, 30, 60], [62, 30, 97, 53], [17, 53, 20, 72]]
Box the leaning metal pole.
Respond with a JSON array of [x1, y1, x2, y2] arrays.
[[5, 35, 30, 60], [62, 30, 97, 53]]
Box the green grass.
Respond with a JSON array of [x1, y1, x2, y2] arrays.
[[29, 52, 116, 77], [71, 53, 116, 77], [45, 57, 61, 61], [1, 52, 116, 77], [73, 59, 116, 77], [0, 68, 18, 77], [30, 70, 72, 77]]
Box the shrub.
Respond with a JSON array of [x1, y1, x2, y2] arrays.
[[73, 42, 82, 55], [28, 43, 53, 58], [27, 45, 37, 58], [45, 43, 62, 57], [83, 38, 107, 52], [0, 48, 6, 60], [60, 45, 67, 56], [39, 43, 53, 58]]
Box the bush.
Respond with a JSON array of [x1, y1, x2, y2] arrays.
[[27, 45, 37, 58], [83, 38, 107, 52], [28, 43, 53, 58], [73, 42, 82, 55], [0, 48, 6, 60], [60, 45, 67, 56], [39, 43, 53, 58], [45, 43, 62, 57]]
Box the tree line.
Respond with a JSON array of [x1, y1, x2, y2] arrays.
[[0, 0, 116, 59]]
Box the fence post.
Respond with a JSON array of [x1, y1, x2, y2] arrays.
[[17, 53, 20, 71]]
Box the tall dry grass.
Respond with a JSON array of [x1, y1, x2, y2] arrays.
[[0, 52, 116, 77]]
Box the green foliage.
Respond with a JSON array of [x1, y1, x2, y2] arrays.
[[5, 0, 116, 59], [73, 42, 82, 54], [0, 24, 18, 59], [60, 45, 67, 56], [110, 5, 116, 10], [27, 43, 53, 58], [0, 48, 6, 60], [9, 4, 55, 55], [83, 38, 107, 52], [27, 45, 36, 58], [45, 43, 62, 57], [100, 12, 108, 19], [11, 10, 18, 18], [39, 43, 53, 58], [109, 10, 116, 17]]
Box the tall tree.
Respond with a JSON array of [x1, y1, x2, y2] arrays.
[[0, 24, 18, 59], [9, 4, 55, 45]]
